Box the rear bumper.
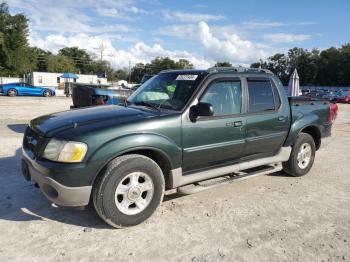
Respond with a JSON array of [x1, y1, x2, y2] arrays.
[[21, 153, 92, 207]]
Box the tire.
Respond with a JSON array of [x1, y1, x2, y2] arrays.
[[7, 88, 18, 97], [43, 90, 52, 97], [283, 133, 316, 177], [92, 154, 165, 228]]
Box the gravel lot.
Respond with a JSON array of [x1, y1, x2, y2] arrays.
[[0, 96, 349, 262]]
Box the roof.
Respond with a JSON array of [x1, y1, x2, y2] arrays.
[[160, 67, 272, 75], [159, 69, 207, 74], [60, 73, 79, 79]]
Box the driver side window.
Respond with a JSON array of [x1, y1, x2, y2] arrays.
[[200, 80, 241, 116]]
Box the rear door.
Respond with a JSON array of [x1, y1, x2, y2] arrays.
[[182, 77, 246, 173], [242, 77, 290, 160]]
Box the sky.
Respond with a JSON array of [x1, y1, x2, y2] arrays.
[[7, 0, 350, 69]]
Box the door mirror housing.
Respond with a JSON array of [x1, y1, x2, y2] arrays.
[[189, 102, 214, 121]]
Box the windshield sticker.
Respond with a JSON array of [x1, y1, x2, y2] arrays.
[[175, 75, 198, 81]]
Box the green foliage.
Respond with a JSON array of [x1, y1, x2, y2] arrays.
[[113, 69, 129, 81], [251, 45, 350, 86], [58, 47, 93, 74], [214, 61, 232, 67], [0, 2, 36, 75], [30, 47, 52, 72], [47, 55, 76, 73], [130, 57, 193, 82]]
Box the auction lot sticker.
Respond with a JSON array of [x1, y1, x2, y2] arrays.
[[176, 75, 198, 81]]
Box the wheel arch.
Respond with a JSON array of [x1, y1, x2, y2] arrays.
[[283, 113, 322, 150], [299, 125, 321, 150], [91, 145, 177, 190]]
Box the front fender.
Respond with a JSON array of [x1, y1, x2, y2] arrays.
[[88, 132, 182, 174], [284, 112, 320, 147]]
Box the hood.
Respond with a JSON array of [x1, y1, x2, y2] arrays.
[[31, 105, 158, 136]]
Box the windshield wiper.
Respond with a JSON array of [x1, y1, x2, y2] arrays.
[[133, 101, 161, 112]]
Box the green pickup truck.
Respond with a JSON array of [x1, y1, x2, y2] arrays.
[[21, 67, 332, 228]]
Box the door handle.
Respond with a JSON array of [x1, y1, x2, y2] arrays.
[[234, 121, 243, 127], [278, 116, 285, 121]]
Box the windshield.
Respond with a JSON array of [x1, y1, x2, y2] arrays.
[[127, 72, 207, 111]]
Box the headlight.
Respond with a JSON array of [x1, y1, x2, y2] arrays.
[[43, 139, 88, 163]]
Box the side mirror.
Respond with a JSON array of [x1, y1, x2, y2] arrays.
[[189, 102, 214, 122]]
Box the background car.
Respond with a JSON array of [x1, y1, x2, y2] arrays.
[[336, 90, 350, 103], [0, 82, 55, 97], [70, 83, 132, 108], [321, 91, 338, 101]]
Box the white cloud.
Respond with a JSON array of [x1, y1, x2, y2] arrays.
[[157, 24, 198, 38], [28, 33, 211, 69], [243, 21, 315, 28], [163, 10, 225, 22], [10, 0, 139, 34], [263, 33, 312, 43], [198, 22, 267, 64]]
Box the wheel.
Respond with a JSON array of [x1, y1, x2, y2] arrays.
[[283, 133, 316, 177], [7, 88, 18, 97], [92, 154, 165, 228], [43, 90, 52, 97]]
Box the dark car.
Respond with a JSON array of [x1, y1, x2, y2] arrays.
[[21, 67, 333, 228], [70, 83, 133, 108]]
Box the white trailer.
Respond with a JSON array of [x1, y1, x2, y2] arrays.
[[26, 72, 108, 88]]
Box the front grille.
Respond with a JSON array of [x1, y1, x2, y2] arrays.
[[23, 127, 47, 159]]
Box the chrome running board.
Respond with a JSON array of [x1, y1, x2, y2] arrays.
[[169, 146, 291, 189], [177, 163, 282, 195]]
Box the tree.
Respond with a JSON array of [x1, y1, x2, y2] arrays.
[[287, 47, 316, 85], [113, 69, 128, 81], [0, 2, 36, 75], [339, 44, 350, 85], [250, 45, 350, 86], [214, 61, 232, 67], [47, 55, 76, 73], [30, 47, 51, 72], [130, 57, 194, 83], [175, 59, 193, 69], [265, 54, 289, 84], [58, 47, 93, 74], [130, 62, 146, 82]]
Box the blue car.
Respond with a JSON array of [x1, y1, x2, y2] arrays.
[[0, 82, 55, 97]]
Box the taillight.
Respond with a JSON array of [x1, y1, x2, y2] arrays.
[[329, 106, 333, 123], [328, 103, 337, 123]]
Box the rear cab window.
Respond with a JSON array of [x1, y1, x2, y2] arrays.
[[247, 78, 281, 113]]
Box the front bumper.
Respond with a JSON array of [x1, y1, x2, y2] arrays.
[[21, 152, 92, 207]]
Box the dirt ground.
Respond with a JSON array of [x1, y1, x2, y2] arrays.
[[0, 96, 349, 262]]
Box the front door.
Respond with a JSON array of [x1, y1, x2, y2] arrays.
[[182, 78, 246, 173]]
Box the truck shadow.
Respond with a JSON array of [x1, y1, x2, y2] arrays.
[[0, 147, 183, 229], [0, 148, 110, 229], [0, 147, 291, 229]]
